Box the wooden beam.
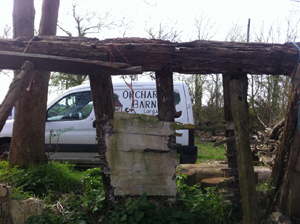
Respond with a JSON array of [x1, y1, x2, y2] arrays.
[[0, 36, 298, 75], [0, 50, 142, 75]]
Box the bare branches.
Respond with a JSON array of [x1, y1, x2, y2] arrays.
[[58, 2, 116, 37], [194, 13, 218, 40], [225, 22, 246, 42], [0, 24, 12, 39], [145, 19, 182, 42]]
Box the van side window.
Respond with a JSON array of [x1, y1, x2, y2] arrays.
[[47, 91, 93, 121]]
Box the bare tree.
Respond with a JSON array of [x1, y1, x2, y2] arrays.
[[58, 2, 116, 37], [145, 19, 182, 42], [194, 12, 218, 40], [52, 2, 122, 92], [225, 22, 247, 42]]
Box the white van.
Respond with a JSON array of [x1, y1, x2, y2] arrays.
[[0, 81, 197, 166]]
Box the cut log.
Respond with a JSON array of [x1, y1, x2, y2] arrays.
[[0, 37, 298, 75], [179, 164, 271, 184], [176, 168, 197, 186], [201, 177, 228, 189]]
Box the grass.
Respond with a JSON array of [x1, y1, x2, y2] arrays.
[[195, 141, 226, 163]]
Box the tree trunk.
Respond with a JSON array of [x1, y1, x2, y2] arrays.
[[13, 0, 35, 40], [9, 0, 59, 167], [0, 62, 34, 132]]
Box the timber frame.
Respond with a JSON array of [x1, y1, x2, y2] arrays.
[[0, 36, 298, 75], [1, 36, 300, 223]]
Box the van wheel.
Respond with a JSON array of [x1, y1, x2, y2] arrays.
[[0, 143, 10, 160]]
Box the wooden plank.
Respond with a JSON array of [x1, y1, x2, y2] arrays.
[[214, 136, 235, 147], [0, 37, 298, 75], [194, 125, 225, 131], [0, 50, 142, 75]]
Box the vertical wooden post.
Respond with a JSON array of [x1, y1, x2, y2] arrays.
[[89, 74, 115, 201], [222, 72, 249, 219], [155, 70, 176, 152], [230, 78, 258, 224], [223, 73, 238, 178], [155, 70, 175, 122]]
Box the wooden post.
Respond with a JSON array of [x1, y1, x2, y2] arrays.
[[155, 70, 175, 122], [223, 73, 238, 178], [89, 74, 115, 202], [155, 70, 177, 152], [230, 78, 258, 224]]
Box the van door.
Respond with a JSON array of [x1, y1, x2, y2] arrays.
[[45, 91, 98, 164], [113, 84, 145, 114]]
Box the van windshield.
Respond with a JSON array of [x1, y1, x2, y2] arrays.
[[47, 91, 93, 121]]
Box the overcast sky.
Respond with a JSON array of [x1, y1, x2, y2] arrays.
[[0, 0, 297, 102]]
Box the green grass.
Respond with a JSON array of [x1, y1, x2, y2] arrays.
[[195, 141, 226, 163]]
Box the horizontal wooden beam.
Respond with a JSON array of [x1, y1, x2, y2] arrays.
[[0, 36, 299, 75], [0, 50, 142, 75]]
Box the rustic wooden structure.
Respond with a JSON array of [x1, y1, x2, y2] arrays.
[[0, 37, 298, 75], [0, 36, 299, 223]]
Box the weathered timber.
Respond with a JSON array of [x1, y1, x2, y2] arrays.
[[272, 86, 300, 217], [0, 62, 33, 132], [156, 70, 175, 122], [0, 50, 142, 75], [89, 74, 115, 202], [0, 36, 298, 75], [156, 70, 177, 152], [230, 79, 258, 224]]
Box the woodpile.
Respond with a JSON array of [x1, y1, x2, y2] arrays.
[[250, 118, 285, 168]]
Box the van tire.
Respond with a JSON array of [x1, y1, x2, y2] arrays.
[[177, 145, 198, 164]]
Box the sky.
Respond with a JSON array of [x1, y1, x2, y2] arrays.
[[0, 0, 297, 102]]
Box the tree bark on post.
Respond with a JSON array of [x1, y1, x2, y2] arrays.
[[9, 0, 59, 167], [230, 78, 258, 224], [89, 74, 115, 202]]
